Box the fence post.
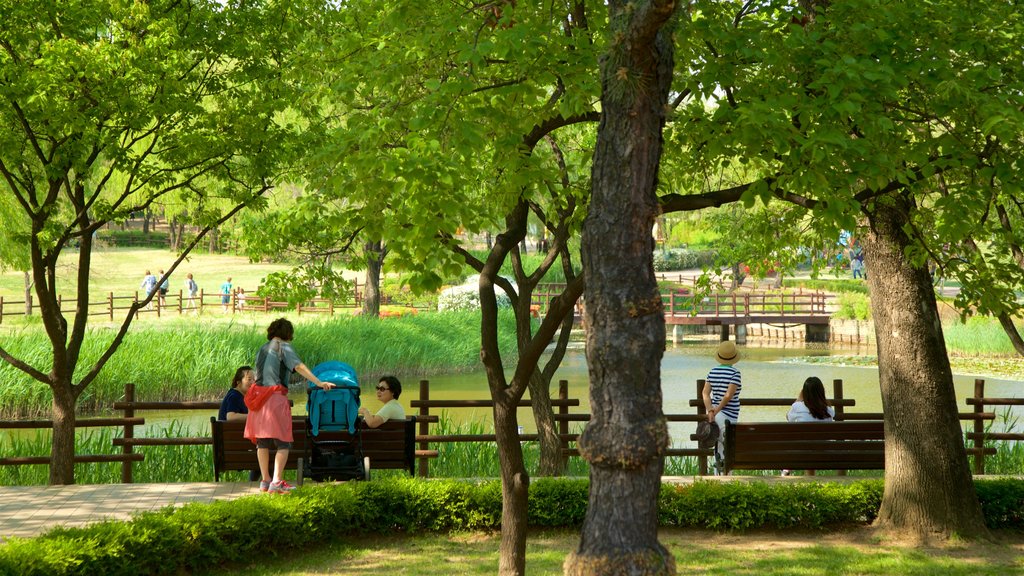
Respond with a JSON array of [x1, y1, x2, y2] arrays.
[[558, 380, 569, 462], [177, 290, 183, 315], [418, 379, 430, 478], [329, 299, 334, 316], [0, 296, 3, 325], [109, 292, 114, 321], [832, 379, 845, 421], [122, 383, 135, 483], [973, 378, 985, 475], [696, 379, 708, 476], [833, 378, 849, 476]]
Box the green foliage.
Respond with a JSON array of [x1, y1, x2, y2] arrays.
[[2, 478, 1021, 575], [0, 311, 518, 418], [975, 478, 1024, 529], [832, 292, 872, 321], [652, 248, 719, 272], [93, 230, 170, 249]]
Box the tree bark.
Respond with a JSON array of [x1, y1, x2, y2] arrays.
[[494, 388, 530, 575], [996, 313, 1024, 356], [566, 2, 678, 574], [362, 240, 384, 317], [862, 192, 989, 540], [49, 382, 78, 485], [528, 370, 567, 476]]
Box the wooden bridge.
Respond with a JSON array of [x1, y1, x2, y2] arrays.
[[533, 284, 833, 343], [662, 289, 831, 342]]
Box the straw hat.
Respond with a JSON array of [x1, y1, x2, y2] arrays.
[[714, 341, 740, 365]]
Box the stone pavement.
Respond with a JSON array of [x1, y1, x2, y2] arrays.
[[0, 482, 257, 542]]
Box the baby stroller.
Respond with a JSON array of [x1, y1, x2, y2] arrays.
[[297, 361, 368, 484]]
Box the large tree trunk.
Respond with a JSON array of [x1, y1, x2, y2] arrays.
[[566, 2, 678, 574], [362, 240, 384, 317], [49, 383, 77, 485], [862, 193, 989, 540]]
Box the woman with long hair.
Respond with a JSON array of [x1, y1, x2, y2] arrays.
[[787, 376, 834, 422]]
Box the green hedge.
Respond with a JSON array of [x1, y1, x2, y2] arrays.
[[653, 248, 718, 271], [1, 477, 1021, 576]]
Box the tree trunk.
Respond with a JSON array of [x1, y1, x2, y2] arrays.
[[566, 2, 678, 574], [996, 313, 1024, 356], [730, 262, 745, 291], [49, 383, 77, 485], [528, 370, 567, 476], [862, 192, 989, 540], [23, 270, 32, 316], [363, 240, 384, 317], [494, 391, 529, 575]]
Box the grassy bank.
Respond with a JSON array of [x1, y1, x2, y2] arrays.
[[0, 310, 518, 418]]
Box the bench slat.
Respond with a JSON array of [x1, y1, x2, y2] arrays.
[[725, 420, 885, 473]]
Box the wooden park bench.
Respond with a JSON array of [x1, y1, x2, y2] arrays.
[[211, 415, 417, 481], [723, 420, 885, 474]]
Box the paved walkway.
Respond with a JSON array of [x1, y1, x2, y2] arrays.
[[0, 482, 257, 542]]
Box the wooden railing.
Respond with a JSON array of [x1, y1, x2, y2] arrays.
[[0, 281, 432, 323], [0, 379, 1018, 481], [531, 282, 829, 321]]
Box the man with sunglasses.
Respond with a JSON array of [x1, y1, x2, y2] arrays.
[[359, 375, 405, 428]]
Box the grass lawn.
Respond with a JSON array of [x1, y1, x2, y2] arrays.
[[0, 248, 300, 299], [205, 528, 1024, 576]]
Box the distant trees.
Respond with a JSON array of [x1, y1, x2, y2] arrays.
[[0, 0, 319, 484]]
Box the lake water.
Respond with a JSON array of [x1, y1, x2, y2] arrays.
[[128, 341, 1023, 449]]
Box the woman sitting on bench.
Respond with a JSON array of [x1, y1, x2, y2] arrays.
[[782, 376, 834, 476]]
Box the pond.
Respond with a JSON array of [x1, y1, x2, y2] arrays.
[[131, 341, 1023, 450]]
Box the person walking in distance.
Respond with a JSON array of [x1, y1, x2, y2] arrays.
[[184, 273, 198, 312], [221, 277, 233, 312], [140, 270, 157, 310]]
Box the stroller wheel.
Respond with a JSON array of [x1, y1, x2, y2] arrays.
[[363, 456, 371, 481]]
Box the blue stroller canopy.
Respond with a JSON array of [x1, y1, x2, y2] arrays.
[[307, 361, 360, 435]]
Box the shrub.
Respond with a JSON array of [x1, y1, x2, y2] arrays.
[[437, 276, 514, 311], [653, 248, 718, 271], [0, 477, 1020, 575], [832, 292, 872, 321]]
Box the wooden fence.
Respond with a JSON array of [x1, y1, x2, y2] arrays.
[[0, 281, 429, 323], [0, 379, 1019, 481]]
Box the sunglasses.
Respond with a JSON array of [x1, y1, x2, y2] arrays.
[[375, 385, 390, 392]]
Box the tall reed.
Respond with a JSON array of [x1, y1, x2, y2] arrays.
[[0, 310, 518, 418]]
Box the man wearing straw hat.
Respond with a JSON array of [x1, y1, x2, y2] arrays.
[[703, 340, 742, 475]]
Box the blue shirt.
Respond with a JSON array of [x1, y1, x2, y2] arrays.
[[218, 388, 247, 420]]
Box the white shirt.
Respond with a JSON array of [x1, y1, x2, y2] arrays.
[[787, 401, 835, 422]]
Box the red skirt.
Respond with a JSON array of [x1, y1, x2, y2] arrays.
[[243, 392, 293, 444]]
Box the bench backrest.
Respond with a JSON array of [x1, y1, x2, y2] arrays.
[[724, 420, 885, 473], [211, 416, 416, 480]]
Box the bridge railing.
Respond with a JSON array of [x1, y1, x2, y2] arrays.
[[664, 290, 829, 318]]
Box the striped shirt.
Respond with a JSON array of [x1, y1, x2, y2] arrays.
[[707, 365, 742, 420]]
